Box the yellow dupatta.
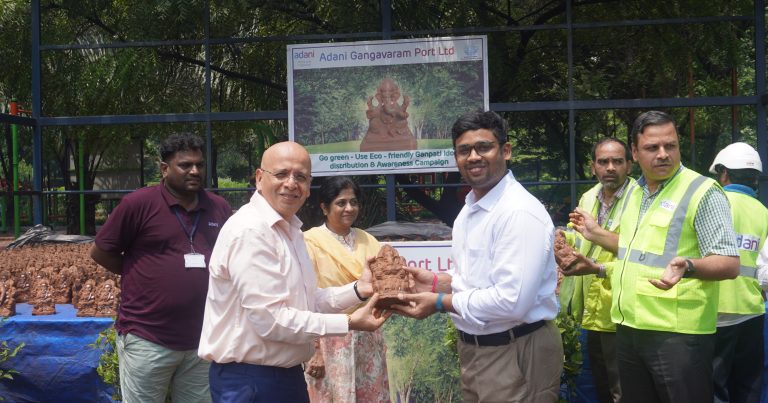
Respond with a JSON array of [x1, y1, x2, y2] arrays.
[[303, 226, 381, 288]]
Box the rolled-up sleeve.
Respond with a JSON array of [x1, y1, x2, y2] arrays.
[[694, 186, 739, 257]]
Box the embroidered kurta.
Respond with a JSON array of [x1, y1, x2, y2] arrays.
[[303, 226, 391, 402]]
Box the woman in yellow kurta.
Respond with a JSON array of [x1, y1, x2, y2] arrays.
[[303, 176, 390, 402]]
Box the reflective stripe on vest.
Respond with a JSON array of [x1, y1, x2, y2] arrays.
[[718, 190, 768, 315], [618, 249, 756, 276], [740, 266, 758, 278], [613, 169, 719, 334], [573, 180, 637, 332], [617, 175, 709, 267]]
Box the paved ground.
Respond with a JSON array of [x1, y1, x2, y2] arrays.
[[0, 236, 13, 248]]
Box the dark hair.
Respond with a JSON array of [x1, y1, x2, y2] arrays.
[[714, 165, 760, 190], [451, 110, 508, 147], [592, 137, 631, 162], [318, 176, 361, 208], [160, 133, 204, 163], [630, 110, 676, 146]]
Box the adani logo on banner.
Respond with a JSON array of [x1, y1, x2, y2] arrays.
[[736, 233, 760, 252], [463, 44, 480, 59]]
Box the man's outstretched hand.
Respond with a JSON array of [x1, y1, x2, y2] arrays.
[[348, 293, 392, 331], [649, 257, 688, 290], [390, 292, 449, 320]]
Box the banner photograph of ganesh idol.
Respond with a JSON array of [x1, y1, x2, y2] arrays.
[[287, 36, 489, 176]]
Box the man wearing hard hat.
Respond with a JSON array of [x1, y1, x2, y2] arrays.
[[568, 111, 740, 402], [709, 142, 768, 403]]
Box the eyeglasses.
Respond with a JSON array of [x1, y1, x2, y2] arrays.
[[261, 168, 311, 185], [334, 199, 360, 208], [455, 141, 498, 158]]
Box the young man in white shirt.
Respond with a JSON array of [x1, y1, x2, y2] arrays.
[[394, 110, 563, 402]]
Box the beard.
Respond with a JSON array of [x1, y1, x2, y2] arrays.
[[600, 178, 623, 191]]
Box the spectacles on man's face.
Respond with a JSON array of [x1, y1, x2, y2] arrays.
[[261, 168, 311, 185], [454, 141, 498, 158]]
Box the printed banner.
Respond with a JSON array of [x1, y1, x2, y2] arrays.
[[388, 240, 454, 274], [287, 36, 489, 176]]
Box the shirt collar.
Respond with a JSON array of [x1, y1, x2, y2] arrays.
[[159, 179, 209, 211], [596, 177, 631, 205], [723, 183, 758, 198], [465, 170, 515, 212], [250, 190, 303, 230], [637, 164, 685, 195]]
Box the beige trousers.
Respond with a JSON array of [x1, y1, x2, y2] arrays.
[[457, 320, 563, 403]]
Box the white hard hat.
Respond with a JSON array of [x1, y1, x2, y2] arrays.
[[708, 142, 763, 174]]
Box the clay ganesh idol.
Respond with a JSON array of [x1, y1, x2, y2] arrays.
[[0, 279, 16, 317], [554, 229, 578, 271], [368, 244, 411, 309], [359, 78, 418, 152], [31, 278, 56, 315]]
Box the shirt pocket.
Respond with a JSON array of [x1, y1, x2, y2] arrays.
[[647, 208, 673, 229], [635, 278, 678, 330], [634, 277, 707, 332]]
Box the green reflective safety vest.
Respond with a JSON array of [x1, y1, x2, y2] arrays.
[[611, 167, 721, 334], [560, 178, 637, 332], [717, 191, 768, 315]]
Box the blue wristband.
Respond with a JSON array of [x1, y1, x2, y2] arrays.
[[435, 292, 445, 313]]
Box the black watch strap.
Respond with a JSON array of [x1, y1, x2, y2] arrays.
[[683, 259, 696, 278]]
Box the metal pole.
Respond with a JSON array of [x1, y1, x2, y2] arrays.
[[755, 0, 767, 203], [78, 135, 85, 235], [381, 0, 397, 222], [0, 100, 4, 233], [10, 100, 20, 238], [204, 0, 214, 188], [31, 0, 43, 226], [139, 139, 145, 188], [566, 0, 577, 211]]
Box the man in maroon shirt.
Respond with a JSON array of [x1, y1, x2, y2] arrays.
[[90, 133, 232, 403]]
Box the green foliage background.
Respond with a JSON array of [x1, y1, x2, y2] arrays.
[[0, 318, 25, 399], [1, 1, 765, 398], [293, 62, 485, 146]]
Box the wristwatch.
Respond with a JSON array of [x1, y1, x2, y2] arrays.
[[683, 259, 696, 278], [596, 264, 607, 278]]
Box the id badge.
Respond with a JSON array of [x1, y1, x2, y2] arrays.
[[184, 253, 207, 269]]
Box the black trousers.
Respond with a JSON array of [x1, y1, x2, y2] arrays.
[[587, 330, 621, 403], [616, 324, 714, 403], [713, 315, 765, 403]]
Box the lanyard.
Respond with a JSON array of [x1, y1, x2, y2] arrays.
[[174, 207, 202, 253]]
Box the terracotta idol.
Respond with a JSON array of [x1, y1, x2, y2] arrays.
[[368, 244, 410, 309], [359, 78, 418, 152], [554, 230, 578, 271]]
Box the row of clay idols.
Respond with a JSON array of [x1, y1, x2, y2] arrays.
[[0, 243, 104, 275], [0, 275, 120, 317], [0, 241, 414, 315], [0, 243, 120, 317]]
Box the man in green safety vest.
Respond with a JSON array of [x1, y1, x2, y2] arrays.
[[558, 137, 635, 403], [708, 142, 767, 403], [569, 110, 740, 402]]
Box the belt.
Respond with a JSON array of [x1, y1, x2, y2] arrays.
[[458, 320, 546, 346], [213, 362, 303, 377]]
